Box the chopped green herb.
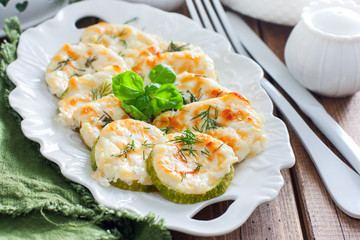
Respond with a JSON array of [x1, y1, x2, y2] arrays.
[[98, 111, 114, 127], [142, 140, 155, 148], [181, 172, 186, 182], [53, 58, 71, 71], [95, 34, 104, 43], [113, 140, 135, 158], [118, 29, 127, 37], [218, 143, 225, 149], [201, 148, 210, 156], [85, 55, 98, 68], [167, 41, 190, 52], [124, 17, 139, 25], [193, 163, 202, 173], [156, 120, 168, 124], [216, 91, 224, 98], [179, 148, 197, 158], [70, 73, 80, 78], [91, 82, 112, 100], [195, 74, 207, 78], [191, 105, 222, 133], [182, 89, 202, 105], [161, 126, 173, 135], [170, 128, 203, 162], [119, 39, 128, 49], [170, 128, 203, 146]]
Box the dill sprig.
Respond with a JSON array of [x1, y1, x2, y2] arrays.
[[85, 55, 98, 68], [141, 140, 155, 148], [201, 148, 210, 156], [160, 126, 174, 135], [91, 82, 112, 100], [170, 128, 203, 146], [218, 143, 225, 149], [53, 58, 71, 71], [98, 111, 114, 127], [119, 39, 128, 49], [193, 162, 202, 174], [54, 58, 85, 72], [179, 148, 197, 159], [95, 34, 104, 43], [124, 17, 139, 25], [191, 105, 222, 133], [167, 41, 190, 52], [182, 89, 203, 105], [181, 172, 186, 182], [113, 140, 135, 158], [170, 128, 203, 162]]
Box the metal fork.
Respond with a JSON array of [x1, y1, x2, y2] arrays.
[[185, 0, 360, 219]]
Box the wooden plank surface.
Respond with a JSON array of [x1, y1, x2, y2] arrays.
[[259, 15, 360, 240], [172, 4, 360, 239]]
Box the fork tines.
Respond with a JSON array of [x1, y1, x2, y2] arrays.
[[185, 0, 247, 55]]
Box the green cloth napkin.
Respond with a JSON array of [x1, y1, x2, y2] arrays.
[[0, 17, 171, 240]]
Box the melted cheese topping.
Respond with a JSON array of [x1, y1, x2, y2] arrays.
[[92, 119, 163, 187], [45, 23, 267, 199], [57, 66, 128, 128], [139, 44, 217, 85], [175, 72, 228, 104], [153, 92, 267, 161], [152, 132, 238, 194], [74, 95, 130, 148], [46, 43, 126, 97], [80, 22, 162, 68]]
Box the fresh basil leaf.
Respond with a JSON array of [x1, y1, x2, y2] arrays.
[[112, 71, 144, 101], [148, 64, 176, 84], [133, 94, 154, 119], [122, 100, 150, 121], [144, 83, 161, 96], [152, 84, 183, 114]]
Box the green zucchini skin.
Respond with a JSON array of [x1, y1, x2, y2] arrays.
[[91, 137, 157, 192], [90, 137, 99, 171], [110, 179, 157, 192], [146, 151, 234, 204], [59, 87, 68, 100]]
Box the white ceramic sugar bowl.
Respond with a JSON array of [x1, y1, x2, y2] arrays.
[[284, 0, 360, 97]]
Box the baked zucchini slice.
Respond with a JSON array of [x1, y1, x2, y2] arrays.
[[146, 129, 238, 204], [91, 119, 163, 192]]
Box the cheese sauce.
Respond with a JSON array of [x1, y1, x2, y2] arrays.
[[92, 119, 163, 187]]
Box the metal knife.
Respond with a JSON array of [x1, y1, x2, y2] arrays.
[[226, 11, 360, 175]]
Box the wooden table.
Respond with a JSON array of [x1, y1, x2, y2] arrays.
[[171, 3, 360, 240]]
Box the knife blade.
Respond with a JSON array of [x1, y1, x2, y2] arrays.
[[226, 11, 360, 174]]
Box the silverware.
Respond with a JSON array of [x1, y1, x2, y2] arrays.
[[185, 0, 360, 219], [225, 11, 360, 175]]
